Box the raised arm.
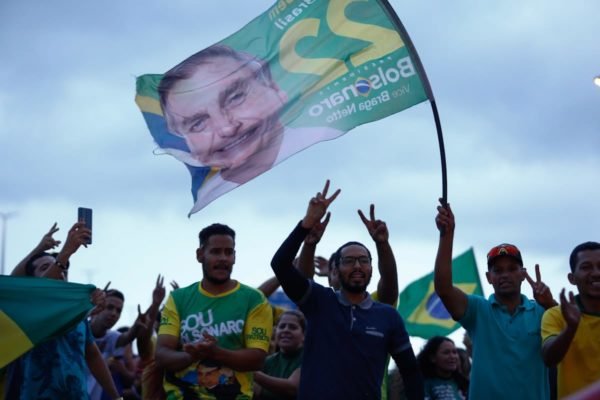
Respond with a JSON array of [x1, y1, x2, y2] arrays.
[[257, 276, 281, 298], [358, 204, 398, 305], [541, 289, 580, 366], [39, 222, 91, 280], [434, 201, 468, 320], [137, 275, 166, 362], [296, 212, 330, 280], [11, 223, 61, 276], [117, 305, 151, 348], [271, 180, 340, 303]]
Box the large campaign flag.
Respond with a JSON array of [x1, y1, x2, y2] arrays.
[[397, 249, 483, 339], [0, 276, 95, 368], [136, 0, 434, 215]]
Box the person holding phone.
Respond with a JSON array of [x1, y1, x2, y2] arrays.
[[8, 221, 122, 400]]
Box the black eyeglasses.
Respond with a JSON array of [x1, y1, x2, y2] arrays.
[[340, 256, 370, 267]]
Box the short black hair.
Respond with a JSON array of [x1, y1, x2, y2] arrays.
[[25, 252, 54, 277], [569, 241, 600, 272], [333, 241, 372, 268], [199, 223, 236, 247], [106, 289, 125, 302]]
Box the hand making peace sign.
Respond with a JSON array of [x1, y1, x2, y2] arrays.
[[302, 180, 340, 229], [524, 264, 556, 309], [358, 204, 388, 243]]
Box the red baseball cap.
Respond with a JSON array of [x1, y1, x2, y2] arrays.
[[487, 243, 523, 266]]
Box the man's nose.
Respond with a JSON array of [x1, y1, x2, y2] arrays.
[[213, 111, 240, 138]]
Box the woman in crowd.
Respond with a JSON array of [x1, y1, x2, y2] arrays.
[[417, 336, 469, 400], [254, 310, 305, 400]]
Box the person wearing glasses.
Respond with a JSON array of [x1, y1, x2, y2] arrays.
[[433, 202, 557, 400], [270, 181, 423, 400]]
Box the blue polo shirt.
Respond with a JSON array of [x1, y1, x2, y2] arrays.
[[460, 294, 549, 400], [297, 281, 411, 400]]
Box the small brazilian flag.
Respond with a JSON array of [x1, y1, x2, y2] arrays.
[[398, 248, 483, 339], [0, 276, 95, 368]]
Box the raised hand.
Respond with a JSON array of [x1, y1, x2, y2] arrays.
[[302, 180, 340, 229], [435, 199, 455, 236], [559, 288, 581, 329], [152, 275, 166, 307], [314, 256, 330, 277], [358, 204, 388, 243], [170, 280, 180, 291], [304, 212, 330, 245], [90, 288, 106, 316], [524, 264, 556, 309], [131, 304, 151, 337], [38, 223, 61, 251], [61, 221, 92, 256]]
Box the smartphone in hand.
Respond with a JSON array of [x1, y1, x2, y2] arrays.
[[77, 207, 93, 245]]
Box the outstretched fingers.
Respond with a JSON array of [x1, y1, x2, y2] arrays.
[[535, 264, 542, 282], [524, 269, 536, 288], [47, 222, 59, 235]]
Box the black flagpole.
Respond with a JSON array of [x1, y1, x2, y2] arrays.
[[380, 0, 448, 205]]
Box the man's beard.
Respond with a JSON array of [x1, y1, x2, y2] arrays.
[[203, 264, 231, 285], [340, 275, 371, 294]]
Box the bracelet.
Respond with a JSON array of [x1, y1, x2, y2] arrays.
[[55, 261, 68, 271]]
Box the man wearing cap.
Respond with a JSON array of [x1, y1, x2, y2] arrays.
[[433, 202, 556, 400]]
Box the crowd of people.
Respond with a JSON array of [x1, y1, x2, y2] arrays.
[[1, 180, 599, 400]]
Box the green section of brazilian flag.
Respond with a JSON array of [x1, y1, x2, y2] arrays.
[[0, 276, 95, 368], [398, 248, 483, 339]]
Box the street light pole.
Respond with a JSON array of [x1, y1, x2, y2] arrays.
[[0, 211, 17, 275]]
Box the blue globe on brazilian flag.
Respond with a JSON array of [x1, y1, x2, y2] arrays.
[[397, 248, 483, 339]]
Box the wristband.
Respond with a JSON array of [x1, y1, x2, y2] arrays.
[[55, 261, 68, 271]]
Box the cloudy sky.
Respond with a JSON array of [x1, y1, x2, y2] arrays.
[[1, 0, 599, 345]]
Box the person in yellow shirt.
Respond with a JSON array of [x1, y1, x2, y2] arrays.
[[541, 241, 600, 398]]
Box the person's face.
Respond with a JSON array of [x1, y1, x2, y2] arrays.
[[165, 56, 287, 172], [568, 249, 600, 299], [432, 340, 459, 376], [198, 367, 220, 388], [32, 255, 67, 281], [337, 245, 372, 294], [275, 314, 304, 354], [32, 255, 54, 276], [486, 256, 525, 297], [95, 296, 123, 330], [197, 234, 235, 285]]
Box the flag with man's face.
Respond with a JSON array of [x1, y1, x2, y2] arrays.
[[135, 0, 431, 215], [397, 248, 483, 339], [0, 276, 95, 368]]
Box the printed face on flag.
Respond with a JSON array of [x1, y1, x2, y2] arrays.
[[161, 49, 288, 184], [136, 0, 431, 214]]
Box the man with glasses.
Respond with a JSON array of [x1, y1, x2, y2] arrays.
[[270, 181, 423, 400], [433, 202, 557, 400]]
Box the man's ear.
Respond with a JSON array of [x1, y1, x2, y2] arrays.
[[567, 272, 576, 285], [196, 246, 204, 263], [485, 271, 492, 285]]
